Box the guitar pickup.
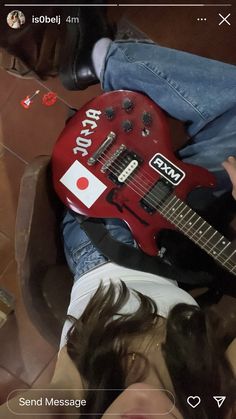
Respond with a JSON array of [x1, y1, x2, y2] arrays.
[[107, 150, 142, 185], [140, 179, 173, 214], [87, 131, 116, 166], [118, 160, 139, 183]]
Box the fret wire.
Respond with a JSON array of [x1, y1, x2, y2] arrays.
[[169, 201, 186, 216], [224, 249, 236, 264], [209, 235, 228, 256], [162, 198, 218, 246], [195, 220, 207, 236], [194, 225, 212, 243], [146, 186, 235, 270], [175, 207, 192, 223], [99, 153, 236, 272], [198, 240, 233, 270], [171, 215, 206, 242], [189, 219, 207, 236], [168, 208, 201, 234], [163, 198, 196, 228], [204, 230, 218, 245], [217, 242, 230, 257], [156, 196, 235, 270], [210, 236, 226, 251], [170, 217, 231, 263], [160, 202, 211, 246], [182, 209, 192, 222], [218, 241, 231, 251], [156, 196, 181, 214], [162, 194, 181, 214], [216, 255, 235, 270], [158, 205, 235, 269], [165, 211, 232, 265], [182, 214, 202, 233], [171, 208, 200, 232], [163, 195, 183, 212], [163, 197, 212, 239], [180, 212, 198, 231]]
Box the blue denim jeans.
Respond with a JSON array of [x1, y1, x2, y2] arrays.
[[63, 41, 236, 281]]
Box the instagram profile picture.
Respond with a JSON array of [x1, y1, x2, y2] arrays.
[[7, 10, 25, 29]]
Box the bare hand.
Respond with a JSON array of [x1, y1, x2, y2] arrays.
[[222, 156, 236, 200]]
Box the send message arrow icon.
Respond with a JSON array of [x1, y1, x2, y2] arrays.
[[213, 396, 226, 408]]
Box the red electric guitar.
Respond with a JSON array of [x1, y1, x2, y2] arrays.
[[52, 90, 236, 277]]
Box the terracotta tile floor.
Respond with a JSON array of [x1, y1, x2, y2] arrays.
[[0, 4, 235, 406]]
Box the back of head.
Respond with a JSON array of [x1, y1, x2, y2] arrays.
[[163, 304, 236, 419], [66, 282, 235, 418]]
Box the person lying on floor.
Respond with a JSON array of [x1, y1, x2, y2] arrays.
[[2, 14, 236, 417], [1, 6, 236, 418]]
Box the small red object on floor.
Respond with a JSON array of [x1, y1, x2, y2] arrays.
[[42, 91, 58, 107], [20, 90, 40, 109]]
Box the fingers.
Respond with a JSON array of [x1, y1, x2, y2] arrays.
[[222, 156, 236, 200]]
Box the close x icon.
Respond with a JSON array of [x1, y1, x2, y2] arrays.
[[218, 13, 231, 26]]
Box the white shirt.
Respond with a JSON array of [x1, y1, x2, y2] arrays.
[[60, 262, 198, 349]]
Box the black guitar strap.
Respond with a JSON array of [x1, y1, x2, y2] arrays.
[[77, 215, 214, 288]]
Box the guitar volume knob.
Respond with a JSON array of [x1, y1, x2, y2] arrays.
[[122, 98, 134, 112], [122, 120, 133, 133], [142, 111, 152, 126], [105, 107, 115, 120]]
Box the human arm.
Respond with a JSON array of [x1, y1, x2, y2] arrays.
[[226, 338, 236, 376]]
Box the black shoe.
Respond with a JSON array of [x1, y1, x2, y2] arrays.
[[60, 6, 114, 90]]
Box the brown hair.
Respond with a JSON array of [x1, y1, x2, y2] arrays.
[[66, 281, 235, 419]]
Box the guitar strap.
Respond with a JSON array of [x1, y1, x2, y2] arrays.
[[77, 215, 214, 289]]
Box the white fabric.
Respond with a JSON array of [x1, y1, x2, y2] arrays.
[[12, 21, 21, 29], [92, 38, 112, 79], [60, 262, 198, 349]]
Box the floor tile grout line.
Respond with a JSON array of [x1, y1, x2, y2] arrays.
[[0, 142, 28, 164], [31, 353, 57, 387], [0, 78, 19, 110], [0, 364, 30, 388], [0, 258, 15, 282], [36, 79, 77, 110]]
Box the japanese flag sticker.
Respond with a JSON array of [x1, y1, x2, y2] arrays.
[[60, 160, 107, 208]]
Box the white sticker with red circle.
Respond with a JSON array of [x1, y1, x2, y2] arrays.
[[60, 160, 107, 208]]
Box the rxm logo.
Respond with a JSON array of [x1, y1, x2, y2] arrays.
[[149, 153, 185, 185], [73, 109, 101, 156]]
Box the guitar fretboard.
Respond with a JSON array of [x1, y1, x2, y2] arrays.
[[158, 193, 236, 275]]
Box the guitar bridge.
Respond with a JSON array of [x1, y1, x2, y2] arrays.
[[101, 144, 126, 173], [87, 132, 116, 166]]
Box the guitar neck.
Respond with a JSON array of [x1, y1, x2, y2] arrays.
[[160, 194, 236, 275]]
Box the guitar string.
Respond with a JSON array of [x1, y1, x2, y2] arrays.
[[97, 152, 216, 239], [69, 93, 235, 271], [96, 151, 225, 235], [92, 153, 235, 272], [93, 154, 236, 273], [100, 145, 158, 190], [96, 152, 236, 269], [96, 150, 223, 239]]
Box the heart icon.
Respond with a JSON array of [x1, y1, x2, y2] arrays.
[[187, 396, 201, 408]]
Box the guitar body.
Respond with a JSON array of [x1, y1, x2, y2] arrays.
[[52, 90, 216, 256]]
